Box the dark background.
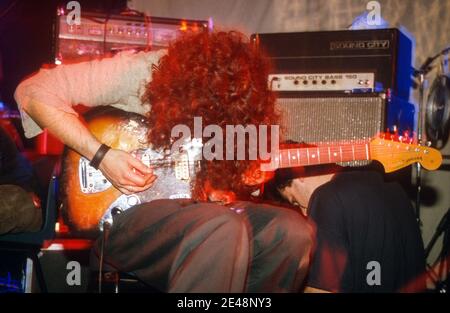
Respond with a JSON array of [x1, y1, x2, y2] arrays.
[[0, 0, 127, 110]]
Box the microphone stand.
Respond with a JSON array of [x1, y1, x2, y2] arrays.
[[417, 47, 450, 291], [412, 47, 449, 227], [415, 70, 426, 226]]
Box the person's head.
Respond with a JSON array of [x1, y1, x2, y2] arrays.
[[264, 164, 340, 215], [143, 30, 279, 198]]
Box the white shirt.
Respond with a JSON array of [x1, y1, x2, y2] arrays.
[[14, 49, 166, 138]]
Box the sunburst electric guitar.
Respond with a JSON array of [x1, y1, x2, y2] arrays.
[[61, 108, 442, 234]]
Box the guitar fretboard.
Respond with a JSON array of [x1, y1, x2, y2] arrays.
[[276, 141, 370, 168]]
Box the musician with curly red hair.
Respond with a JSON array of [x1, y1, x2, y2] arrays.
[[15, 29, 313, 292], [145, 30, 279, 200]]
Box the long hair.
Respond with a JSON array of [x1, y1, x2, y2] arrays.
[[142, 30, 279, 199]]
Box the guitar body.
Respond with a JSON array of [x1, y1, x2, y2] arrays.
[[61, 107, 202, 235]]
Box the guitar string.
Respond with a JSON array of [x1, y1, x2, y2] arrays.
[[136, 146, 430, 165], [139, 150, 430, 168], [127, 140, 431, 168]]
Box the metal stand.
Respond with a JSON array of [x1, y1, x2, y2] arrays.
[[425, 208, 450, 293], [418, 46, 450, 292], [415, 71, 426, 226], [412, 48, 449, 227]]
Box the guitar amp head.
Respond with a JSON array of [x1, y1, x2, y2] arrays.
[[252, 29, 414, 100], [54, 8, 209, 64]]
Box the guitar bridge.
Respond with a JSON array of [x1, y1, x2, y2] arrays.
[[79, 157, 112, 193]]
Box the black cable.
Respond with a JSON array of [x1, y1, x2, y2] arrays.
[[98, 223, 108, 293], [94, 233, 160, 292], [414, 46, 450, 77], [425, 208, 450, 259]]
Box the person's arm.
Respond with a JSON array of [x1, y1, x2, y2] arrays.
[[15, 51, 164, 194], [24, 99, 155, 194]]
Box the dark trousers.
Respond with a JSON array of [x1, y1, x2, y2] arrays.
[[93, 199, 313, 293]]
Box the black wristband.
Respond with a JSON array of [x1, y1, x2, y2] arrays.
[[89, 144, 111, 170]]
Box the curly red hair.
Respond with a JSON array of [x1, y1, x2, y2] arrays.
[[143, 30, 279, 199]]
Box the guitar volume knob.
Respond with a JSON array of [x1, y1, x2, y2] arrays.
[[111, 207, 123, 216], [127, 195, 139, 206]]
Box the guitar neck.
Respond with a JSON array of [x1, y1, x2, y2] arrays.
[[276, 141, 371, 168]]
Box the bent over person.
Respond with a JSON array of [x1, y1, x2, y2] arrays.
[[265, 165, 426, 293], [14, 30, 313, 292]]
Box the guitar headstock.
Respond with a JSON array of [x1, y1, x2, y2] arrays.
[[370, 134, 442, 173]]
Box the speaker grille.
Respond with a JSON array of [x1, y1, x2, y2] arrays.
[[276, 93, 386, 166], [277, 94, 386, 142]]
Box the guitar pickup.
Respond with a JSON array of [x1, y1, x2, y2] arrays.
[[174, 154, 190, 180]]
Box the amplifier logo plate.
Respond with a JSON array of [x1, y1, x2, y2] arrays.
[[268, 72, 375, 92], [330, 40, 390, 50]]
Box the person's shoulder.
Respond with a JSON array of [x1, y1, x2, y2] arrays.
[[314, 170, 383, 200], [309, 171, 384, 220], [331, 170, 382, 187], [124, 48, 167, 64]]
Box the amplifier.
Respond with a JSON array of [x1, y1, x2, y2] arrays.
[[251, 29, 415, 144], [54, 8, 208, 63], [277, 92, 387, 144], [252, 28, 413, 100]]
